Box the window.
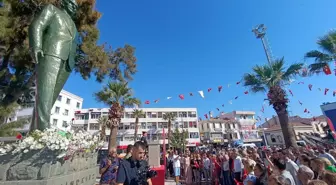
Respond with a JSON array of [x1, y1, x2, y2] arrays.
[[55, 107, 60, 114], [125, 112, 133, 118], [151, 122, 157, 129], [174, 122, 179, 129], [141, 123, 146, 129], [52, 119, 58, 126], [118, 123, 123, 130], [124, 136, 134, 141], [57, 95, 62, 101], [189, 132, 199, 138], [151, 112, 157, 118], [211, 133, 222, 138], [62, 121, 67, 127], [76, 102, 80, 108], [146, 112, 152, 118], [180, 112, 187, 117], [124, 124, 130, 130], [207, 123, 210, 129], [91, 113, 101, 119], [184, 122, 188, 128], [191, 121, 197, 128], [130, 123, 135, 129], [188, 111, 197, 117], [89, 123, 100, 130], [75, 114, 85, 120], [66, 98, 71, 104], [64, 109, 69, 116], [158, 112, 163, 118], [214, 123, 221, 128]]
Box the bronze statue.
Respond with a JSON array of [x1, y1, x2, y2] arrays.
[[29, 0, 78, 130]]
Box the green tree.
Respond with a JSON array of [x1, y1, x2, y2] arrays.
[[163, 112, 177, 149], [170, 127, 188, 151], [305, 30, 336, 73], [243, 57, 303, 147], [133, 109, 144, 142], [0, 0, 137, 122], [95, 82, 140, 149], [97, 115, 110, 141]]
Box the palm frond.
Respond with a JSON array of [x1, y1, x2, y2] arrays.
[[243, 73, 266, 93], [317, 30, 336, 55], [282, 63, 303, 82], [309, 62, 328, 73]]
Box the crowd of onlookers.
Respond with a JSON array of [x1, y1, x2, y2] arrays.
[[165, 144, 336, 185]]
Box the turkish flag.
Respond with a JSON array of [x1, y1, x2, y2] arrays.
[[145, 100, 150, 104], [179, 94, 184, 100], [323, 65, 332, 75]]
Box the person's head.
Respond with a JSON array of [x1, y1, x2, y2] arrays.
[[131, 141, 146, 161], [329, 149, 336, 159], [320, 170, 336, 185], [307, 180, 328, 185], [299, 154, 311, 167], [268, 175, 284, 185], [254, 162, 266, 178], [142, 132, 147, 137], [126, 144, 133, 154], [108, 147, 117, 158], [298, 165, 314, 185], [273, 159, 286, 171], [311, 158, 327, 172], [61, 0, 78, 18], [244, 159, 256, 173]]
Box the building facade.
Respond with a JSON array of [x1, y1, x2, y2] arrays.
[[198, 118, 240, 146], [11, 90, 83, 130], [73, 108, 201, 149], [220, 111, 262, 144], [261, 116, 327, 146]]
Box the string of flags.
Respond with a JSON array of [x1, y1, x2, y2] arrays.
[[142, 72, 336, 123]]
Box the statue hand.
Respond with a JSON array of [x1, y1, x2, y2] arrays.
[[31, 48, 44, 64]]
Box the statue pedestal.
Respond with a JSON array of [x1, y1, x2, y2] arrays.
[[148, 141, 160, 167], [0, 150, 98, 185]]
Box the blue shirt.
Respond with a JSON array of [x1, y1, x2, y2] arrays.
[[100, 157, 120, 184]]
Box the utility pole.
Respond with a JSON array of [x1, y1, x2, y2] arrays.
[[252, 24, 274, 65]]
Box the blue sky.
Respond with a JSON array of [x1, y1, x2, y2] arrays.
[[64, 0, 336, 123]]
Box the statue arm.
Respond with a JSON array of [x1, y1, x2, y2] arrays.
[[29, 4, 56, 50]]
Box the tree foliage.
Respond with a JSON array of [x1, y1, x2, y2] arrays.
[[243, 58, 303, 147], [305, 30, 336, 73], [0, 0, 137, 111], [170, 127, 188, 150]]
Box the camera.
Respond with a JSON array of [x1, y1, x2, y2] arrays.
[[146, 170, 158, 178]]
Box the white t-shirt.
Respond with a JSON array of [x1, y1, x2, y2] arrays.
[[173, 154, 181, 168], [222, 161, 230, 171], [234, 156, 244, 172]]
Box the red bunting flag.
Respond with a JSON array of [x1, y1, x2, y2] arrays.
[[288, 89, 293, 96], [216, 108, 220, 111], [308, 84, 312, 91], [204, 114, 208, 119], [304, 108, 308, 113], [236, 81, 241, 85], [145, 100, 150, 104], [313, 117, 316, 121], [179, 94, 184, 100], [189, 92, 193, 96], [154, 99, 159, 103], [16, 133, 22, 140], [298, 100, 302, 105], [323, 65, 332, 75], [208, 88, 212, 92], [244, 91, 249, 94], [261, 106, 264, 113], [235, 96, 238, 99], [218, 86, 223, 92], [222, 104, 224, 107], [333, 91, 336, 97], [325, 88, 329, 95]]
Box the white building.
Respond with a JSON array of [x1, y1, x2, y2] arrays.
[[198, 118, 241, 146], [219, 111, 262, 144], [11, 90, 83, 130], [73, 108, 201, 150]]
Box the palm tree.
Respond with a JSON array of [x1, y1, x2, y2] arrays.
[[95, 82, 141, 149], [97, 115, 110, 141], [305, 30, 336, 73], [162, 112, 177, 149], [133, 109, 144, 142], [243, 57, 303, 147]]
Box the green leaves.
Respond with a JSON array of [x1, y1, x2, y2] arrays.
[[170, 127, 188, 150]]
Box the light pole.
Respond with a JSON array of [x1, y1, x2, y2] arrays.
[[252, 24, 273, 65]]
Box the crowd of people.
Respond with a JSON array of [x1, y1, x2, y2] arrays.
[[165, 145, 336, 185]]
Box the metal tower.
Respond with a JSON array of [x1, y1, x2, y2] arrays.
[[252, 24, 274, 65]]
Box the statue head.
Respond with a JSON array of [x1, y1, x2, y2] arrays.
[[61, 0, 78, 19]]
